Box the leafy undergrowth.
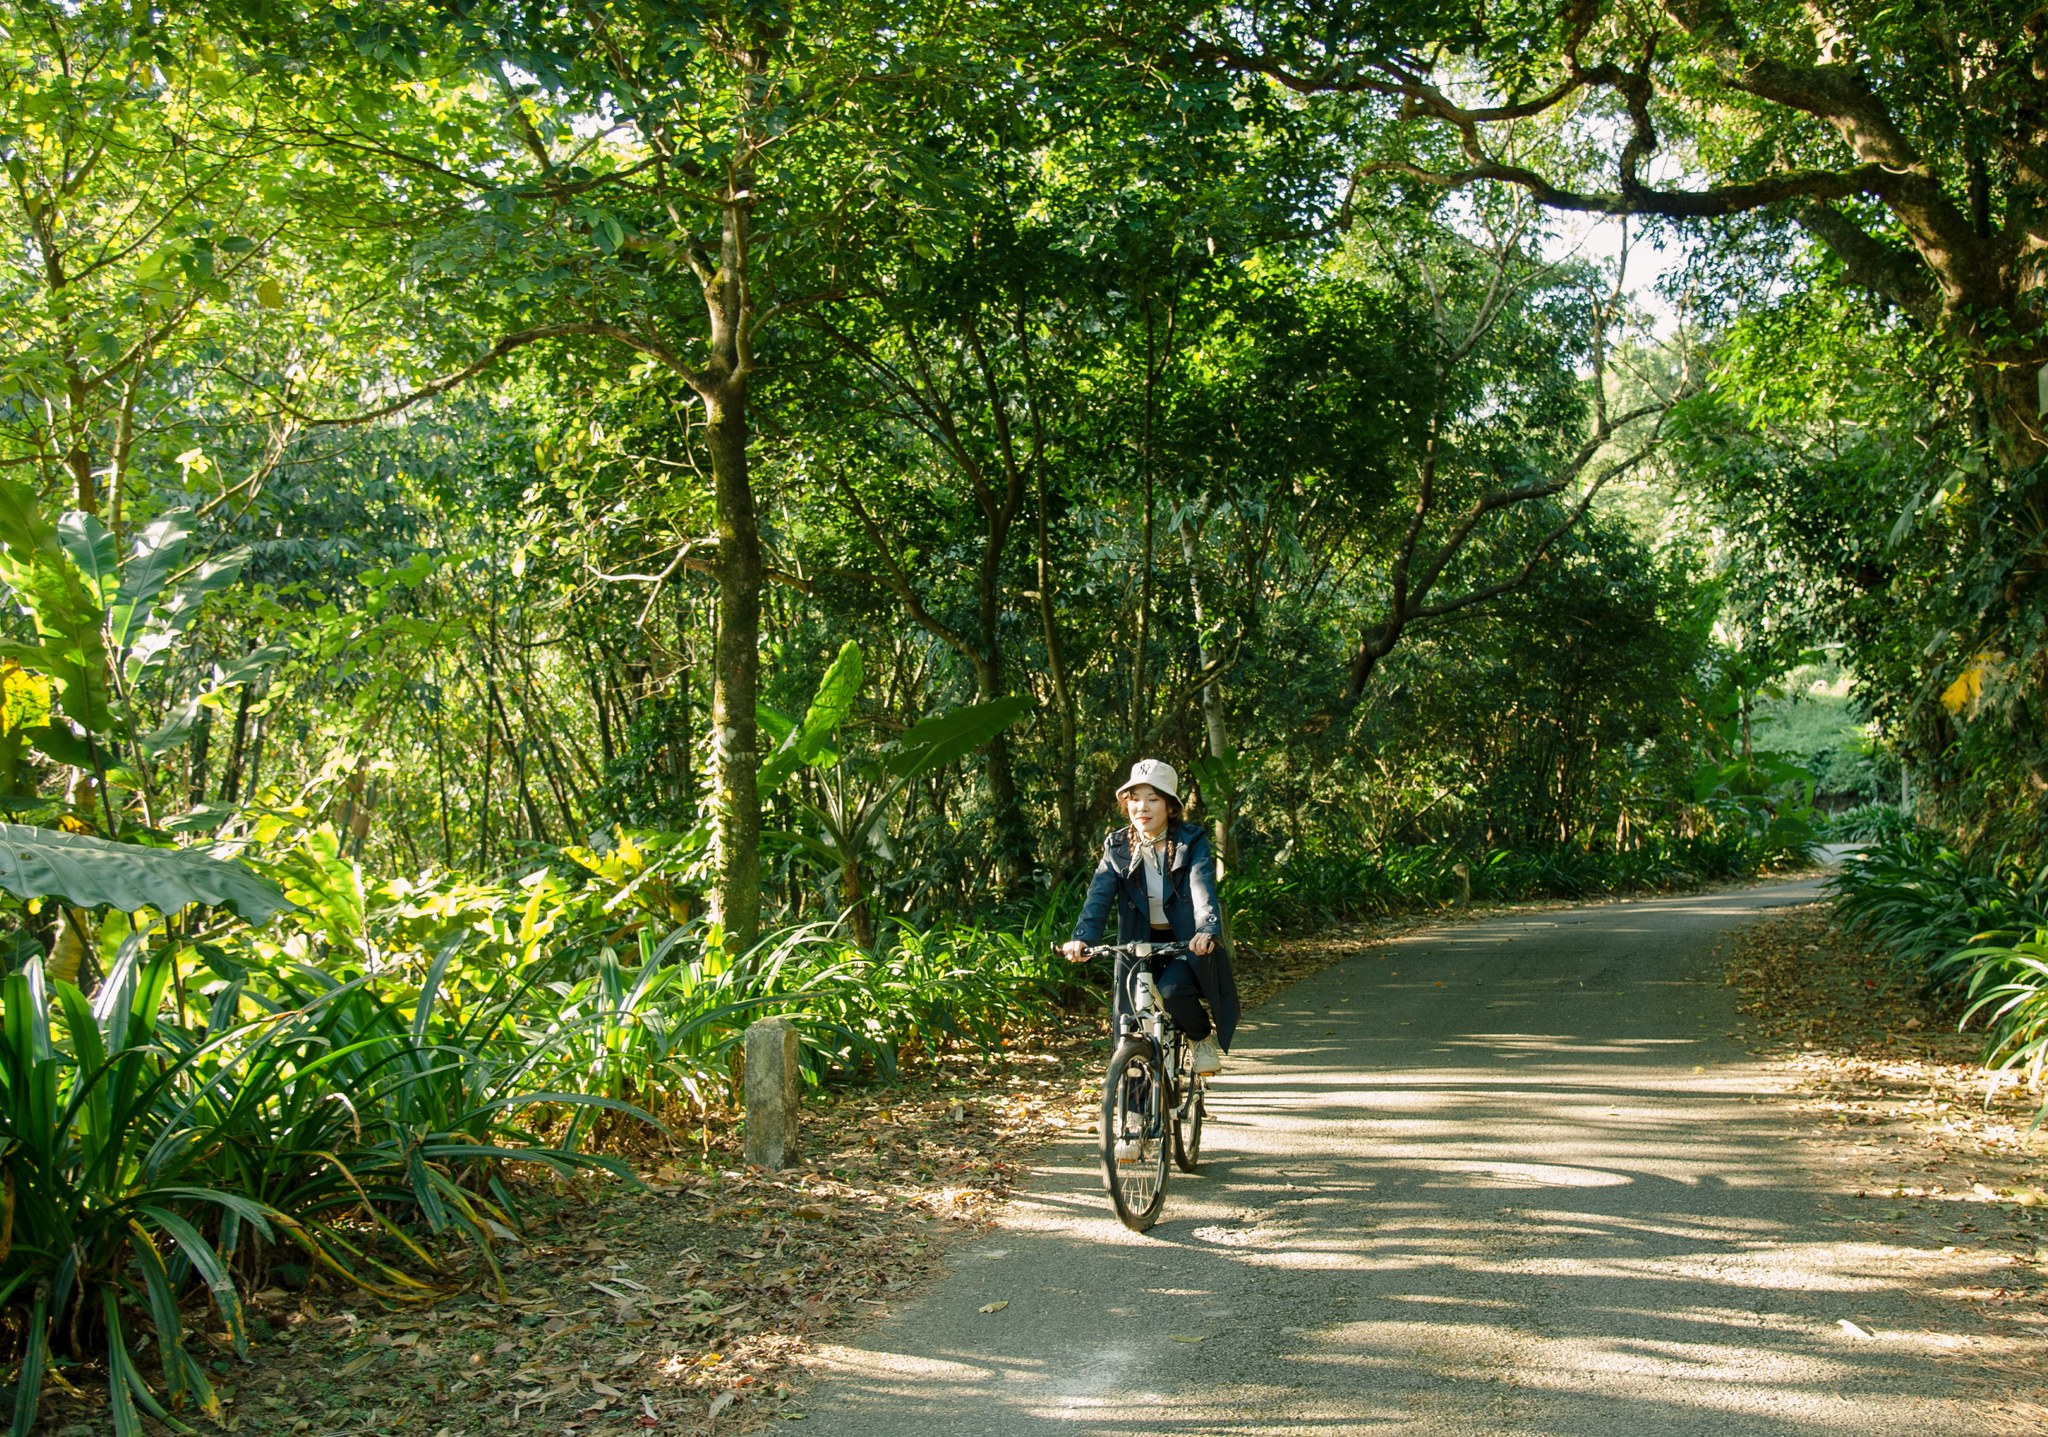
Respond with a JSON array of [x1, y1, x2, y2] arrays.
[[1724, 905, 2048, 1306], [31, 1026, 1103, 1437], [28, 920, 1406, 1437]]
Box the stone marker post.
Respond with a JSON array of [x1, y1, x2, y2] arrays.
[[743, 1016, 800, 1169]]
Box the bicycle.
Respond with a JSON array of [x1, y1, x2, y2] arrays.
[[1073, 940, 1209, 1232]]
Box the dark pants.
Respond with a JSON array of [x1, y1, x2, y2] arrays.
[[1111, 950, 1213, 1041]]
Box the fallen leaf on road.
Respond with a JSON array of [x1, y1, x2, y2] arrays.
[[979, 1300, 1008, 1314], [1170, 1334, 1205, 1343], [1838, 1319, 1875, 1340], [708, 1389, 737, 1418]]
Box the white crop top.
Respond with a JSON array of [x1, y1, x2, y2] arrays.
[[1140, 839, 1168, 926]]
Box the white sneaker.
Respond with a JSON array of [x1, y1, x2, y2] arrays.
[[1192, 1038, 1223, 1076], [1115, 1139, 1144, 1164]]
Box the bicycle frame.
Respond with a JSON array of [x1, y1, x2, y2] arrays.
[[1073, 940, 1206, 1231]]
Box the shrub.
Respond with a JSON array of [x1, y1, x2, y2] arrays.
[[1963, 934, 2048, 1091], [1222, 833, 1803, 940], [0, 835, 1090, 1427], [1819, 802, 1918, 846], [1828, 833, 2048, 997], [1830, 831, 2048, 1112]]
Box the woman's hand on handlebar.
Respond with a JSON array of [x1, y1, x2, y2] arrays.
[[1060, 940, 1090, 963]]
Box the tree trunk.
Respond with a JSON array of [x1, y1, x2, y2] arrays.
[[670, 661, 697, 825], [1179, 511, 1237, 878], [187, 704, 213, 809], [433, 687, 453, 867], [1034, 463, 1081, 872], [479, 689, 495, 872], [218, 685, 255, 804], [1131, 302, 1158, 752], [839, 854, 874, 949], [484, 672, 547, 844], [965, 640, 1035, 894], [705, 383, 763, 952]]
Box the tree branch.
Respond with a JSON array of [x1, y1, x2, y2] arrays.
[[834, 473, 977, 662], [1796, 202, 1940, 323], [289, 322, 704, 427]]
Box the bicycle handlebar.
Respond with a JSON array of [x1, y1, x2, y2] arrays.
[[1058, 940, 1194, 961]]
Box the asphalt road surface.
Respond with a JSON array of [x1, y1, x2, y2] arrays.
[[802, 880, 2028, 1436]]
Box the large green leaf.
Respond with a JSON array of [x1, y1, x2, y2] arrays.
[[0, 481, 112, 735], [145, 548, 249, 644], [795, 640, 863, 766], [758, 640, 864, 794], [56, 513, 117, 607], [884, 695, 1030, 780], [107, 512, 192, 651], [0, 823, 291, 922]]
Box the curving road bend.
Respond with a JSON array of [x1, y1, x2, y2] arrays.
[[800, 880, 2033, 1436]]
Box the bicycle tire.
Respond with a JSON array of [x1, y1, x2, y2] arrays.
[[1100, 1038, 1170, 1231], [1173, 1046, 1205, 1172]]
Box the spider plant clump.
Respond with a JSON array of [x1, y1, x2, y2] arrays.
[[0, 919, 649, 1434], [1830, 832, 2048, 1108], [1828, 833, 2048, 998]]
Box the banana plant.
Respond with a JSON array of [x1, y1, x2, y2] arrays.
[[760, 641, 1029, 947], [0, 822, 289, 924], [0, 483, 274, 815], [0, 484, 285, 980]]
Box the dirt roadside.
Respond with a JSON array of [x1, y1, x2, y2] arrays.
[[1721, 903, 2048, 1429]]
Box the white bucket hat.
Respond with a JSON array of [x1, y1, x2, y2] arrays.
[[1115, 758, 1180, 802]]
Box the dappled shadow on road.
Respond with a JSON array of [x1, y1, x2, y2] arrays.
[[805, 883, 2032, 1436]]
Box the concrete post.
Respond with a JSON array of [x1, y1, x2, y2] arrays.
[[1452, 862, 1471, 908], [742, 1016, 800, 1170]]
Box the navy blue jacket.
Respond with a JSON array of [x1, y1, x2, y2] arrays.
[[1072, 822, 1240, 1049]]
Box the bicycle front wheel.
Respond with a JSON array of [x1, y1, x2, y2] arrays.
[[1173, 1043, 1205, 1172], [1101, 1038, 1170, 1231]]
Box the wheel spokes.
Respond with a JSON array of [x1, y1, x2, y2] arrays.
[[1114, 1062, 1159, 1205]]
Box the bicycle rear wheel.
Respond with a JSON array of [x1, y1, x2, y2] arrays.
[[1100, 1038, 1170, 1231]]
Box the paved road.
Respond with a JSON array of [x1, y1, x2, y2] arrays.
[[802, 881, 2024, 1436]]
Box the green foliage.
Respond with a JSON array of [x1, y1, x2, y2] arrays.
[[0, 820, 1075, 1426], [1226, 832, 1801, 941], [0, 893, 657, 1429], [0, 943, 254, 1434], [0, 822, 289, 921], [1962, 936, 2048, 1094], [1818, 803, 1917, 846], [1676, 268, 2048, 863], [1831, 832, 2048, 1113], [761, 640, 1031, 943], [0, 481, 115, 740], [1829, 834, 2048, 1000]]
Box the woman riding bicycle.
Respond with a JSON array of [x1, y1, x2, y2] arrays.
[[1061, 759, 1239, 1076]]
